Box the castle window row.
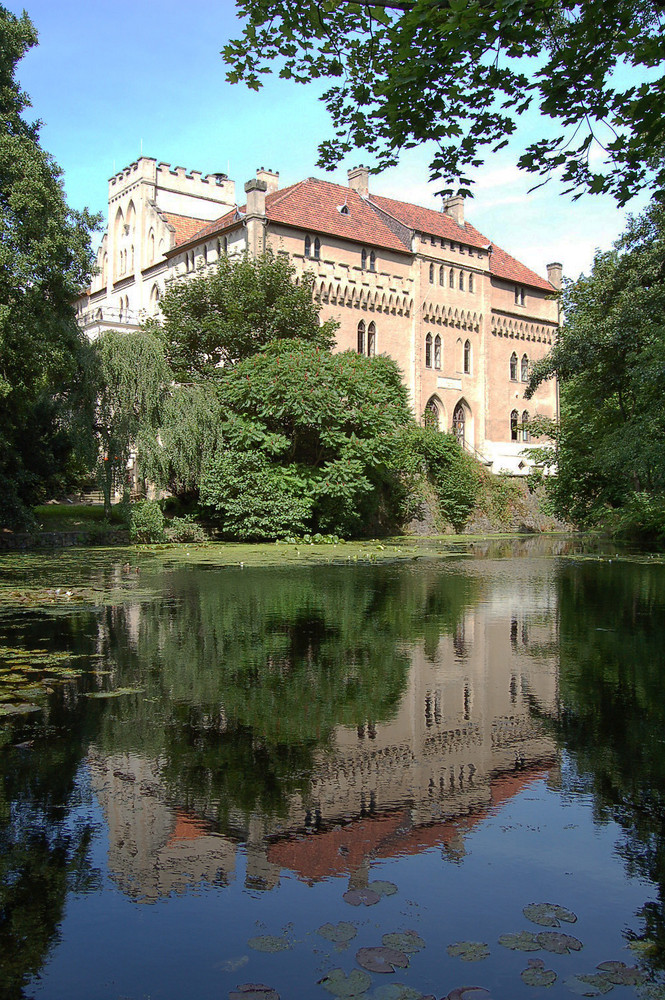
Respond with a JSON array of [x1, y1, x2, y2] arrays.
[[510, 352, 529, 382], [429, 263, 475, 292], [357, 320, 377, 356], [425, 333, 471, 375], [423, 235, 482, 257], [510, 410, 530, 442]]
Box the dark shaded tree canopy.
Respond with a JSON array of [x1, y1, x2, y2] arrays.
[[0, 6, 99, 527], [224, 0, 665, 205]]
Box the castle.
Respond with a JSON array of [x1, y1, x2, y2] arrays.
[[76, 157, 560, 473]]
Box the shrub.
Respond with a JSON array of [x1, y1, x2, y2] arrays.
[[129, 500, 165, 543], [164, 514, 208, 543], [200, 450, 314, 541]]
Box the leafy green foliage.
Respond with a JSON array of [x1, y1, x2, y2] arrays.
[[200, 449, 314, 540], [527, 199, 665, 541], [129, 500, 165, 543], [91, 330, 169, 515], [395, 424, 482, 532], [200, 339, 415, 539], [164, 514, 208, 543], [148, 249, 337, 380], [0, 8, 99, 528], [224, 0, 665, 205]]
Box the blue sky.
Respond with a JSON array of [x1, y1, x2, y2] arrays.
[[9, 0, 650, 280]]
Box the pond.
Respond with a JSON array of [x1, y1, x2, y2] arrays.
[[1, 537, 665, 1000]]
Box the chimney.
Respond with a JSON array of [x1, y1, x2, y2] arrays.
[[256, 167, 279, 194], [244, 178, 267, 217], [347, 165, 369, 198], [546, 261, 563, 290], [443, 195, 464, 226]]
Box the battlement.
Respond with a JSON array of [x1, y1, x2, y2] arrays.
[[108, 156, 236, 223]]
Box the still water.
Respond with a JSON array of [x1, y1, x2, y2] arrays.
[[1, 538, 665, 1000]]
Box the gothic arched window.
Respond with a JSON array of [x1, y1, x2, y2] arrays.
[[425, 333, 432, 368], [510, 352, 518, 381], [357, 320, 366, 355], [434, 334, 442, 370]]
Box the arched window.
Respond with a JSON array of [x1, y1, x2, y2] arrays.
[[203, 244, 208, 265], [510, 352, 518, 381], [510, 410, 519, 441], [449, 268, 454, 288], [521, 353, 529, 381], [522, 410, 530, 442], [361, 248, 367, 270], [130, 245, 135, 271], [148, 230, 155, 264], [468, 272, 474, 293], [367, 321, 376, 356], [439, 265, 444, 286], [429, 263, 434, 284], [223, 236, 228, 252], [150, 284, 160, 315], [305, 235, 311, 257], [216, 238, 221, 257], [459, 270, 465, 291], [434, 334, 442, 370], [453, 403, 466, 448], [357, 320, 366, 355], [314, 237, 321, 260], [369, 250, 376, 272], [425, 332, 432, 368], [463, 339, 471, 374], [101, 252, 108, 286], [425, 397, 440, 430]]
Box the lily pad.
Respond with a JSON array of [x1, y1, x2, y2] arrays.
[[356, 946, 409, 974], [82, 687, 144, 699], [319, 968, 371, 998], [596, 961, 645, 986], [447, 942, 490, 962], [381, 931, 425, 954], [0, 703, 40, 717], [564, 974, 614, 996], [498, 931, 541, 952], [370, 986, 424, 1000], [521, 960, 557, 987], [318, 922, 357, 947], [370, 881, 398, 897], [536, 931, 583, 954], [344, 888, 380, 907], [524, 903, 578, 927], [446, 990, 494, 1000], [229, 986, 280, 1000], [247, 935, 291, 953]]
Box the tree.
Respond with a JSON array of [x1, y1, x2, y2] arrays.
[[200, 339, 415, 538], [147, 249, 338, 380], [224, 0, 665, 205], [527, 199, 665, 536], [0, 7, 99, 528], [91, 330, 169, 516]]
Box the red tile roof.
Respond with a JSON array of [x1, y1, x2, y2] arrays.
[[488, 242, 554, 292], [176, 177, 555, 291], [369, 192, 489, 250], [162, 212, 210, 246]]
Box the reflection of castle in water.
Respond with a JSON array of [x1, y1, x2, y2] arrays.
[[89, 581, 558, 900]]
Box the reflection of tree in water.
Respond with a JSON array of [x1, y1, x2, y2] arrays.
[[94, 563, 479, 823], [0, 610, 103, 999], [554, 561, 665, 976]]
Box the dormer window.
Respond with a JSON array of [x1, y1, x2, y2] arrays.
[[337, 203, 349, 215]]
